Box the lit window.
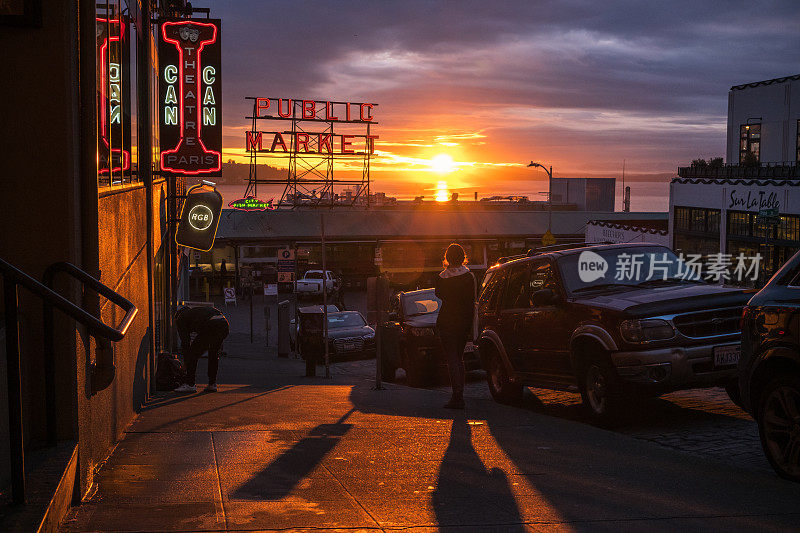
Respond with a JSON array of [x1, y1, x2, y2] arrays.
[[739, 124, 761, 164]]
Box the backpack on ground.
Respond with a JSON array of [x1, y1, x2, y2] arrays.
[[156, 352, 186, 391]]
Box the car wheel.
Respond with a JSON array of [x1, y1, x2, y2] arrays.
[[486, 349, 522, 404], [757, 375, 800, 482], [724, 379, 743, 409], [580, 358, 621, 426]]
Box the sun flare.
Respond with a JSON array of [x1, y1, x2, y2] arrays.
[[430, 153, 455, 173], [434, 181, 450, 202]]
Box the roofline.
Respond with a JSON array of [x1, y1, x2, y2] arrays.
[[730, 74, 800, 91]]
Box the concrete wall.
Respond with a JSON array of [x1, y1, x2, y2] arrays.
[[73, 185, 154, 494]]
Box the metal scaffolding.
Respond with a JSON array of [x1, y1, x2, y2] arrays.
[[244, 97, 376, 208]]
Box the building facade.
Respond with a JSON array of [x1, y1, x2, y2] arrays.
[[0, 1, 182, 525], [671, 74, 800, 281], [727, 74, 800, 165], [550, 177, 616, 211]]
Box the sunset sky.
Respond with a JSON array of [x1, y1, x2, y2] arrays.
[[211, 1, 799, 203]]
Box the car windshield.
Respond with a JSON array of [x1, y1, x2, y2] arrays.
[[557, 246, 703, 294], [402, 290, 441, 316], [327, 312, 366, 328], [305, 271, 324, 279]]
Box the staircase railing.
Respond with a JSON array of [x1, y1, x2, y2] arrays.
[[1, 257, 137, 505]]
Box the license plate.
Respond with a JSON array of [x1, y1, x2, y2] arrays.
[[713, 344, 740, 367], [343, 343, 356, 351]]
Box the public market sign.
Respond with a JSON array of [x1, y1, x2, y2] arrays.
[[245, 98, 378, 155], [158, 19, 222, 175], [228, 195, 274, 211]]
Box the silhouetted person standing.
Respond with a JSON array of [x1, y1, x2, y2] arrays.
[[174, 306, 229, 393], [435, 243, 475, 409]]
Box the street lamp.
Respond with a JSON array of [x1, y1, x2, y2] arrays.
[[528, 161, 553, 234]]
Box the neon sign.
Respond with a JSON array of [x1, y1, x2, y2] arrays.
[[228, 195, 274, 211], [97, 17, 131, 174], [176, 182, 223, 251], [245, 98, 378, 156], [158, 19, 222, 175]]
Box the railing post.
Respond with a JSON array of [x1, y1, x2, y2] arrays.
[[42, 296, 57, 447], [4, 279, 26, 504]]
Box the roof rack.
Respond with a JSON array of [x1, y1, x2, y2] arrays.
[[495, 254, 527, 264], [526, 242, 592, 256]]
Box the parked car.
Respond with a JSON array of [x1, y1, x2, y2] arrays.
[[295, 270, 340, 298], [739, 250, 800, 481], [296, 310, 375, 362], [477, 243, 752, 425], [382, 288, 480, 387]]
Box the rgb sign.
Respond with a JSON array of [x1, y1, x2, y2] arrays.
[[158, 19, 222, 175], [176, 183, 223, 251]]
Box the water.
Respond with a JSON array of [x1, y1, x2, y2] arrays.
[[209, 181, 670, 213]]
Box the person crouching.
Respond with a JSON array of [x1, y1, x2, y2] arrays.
[[174, 306, 230, 393]]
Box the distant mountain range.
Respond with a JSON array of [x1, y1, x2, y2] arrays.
[[215, 161, 286, 184]]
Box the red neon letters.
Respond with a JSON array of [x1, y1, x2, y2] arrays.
[[245, 131, 378, 155], [97, 17, 130, 174], [254, 98, 377, 123], [160, 20, 221, 175]]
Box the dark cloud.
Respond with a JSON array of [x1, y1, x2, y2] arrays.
[[210, 0, 799, 180]]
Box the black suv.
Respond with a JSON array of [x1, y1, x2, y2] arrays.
[[739, 250, 800, 481], [477, 243, 752, 424]]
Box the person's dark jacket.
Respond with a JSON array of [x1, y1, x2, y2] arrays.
[[434, 267, 475, 332], [176, 306, 224, 349]]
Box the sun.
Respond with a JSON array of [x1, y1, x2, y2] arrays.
[[430, 153, 455, 173]]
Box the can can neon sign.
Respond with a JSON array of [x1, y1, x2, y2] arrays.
[[97, 17, 131, 174], [158, 19, 222, 175]]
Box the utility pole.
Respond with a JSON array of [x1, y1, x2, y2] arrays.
[[321, 213, 330, 378]]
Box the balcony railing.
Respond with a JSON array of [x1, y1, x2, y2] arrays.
[[677, 163, 799, 180]]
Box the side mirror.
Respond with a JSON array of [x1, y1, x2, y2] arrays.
[[531, 288, 559, 306]]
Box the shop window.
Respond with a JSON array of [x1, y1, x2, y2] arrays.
[[778, 215, 800, 242], [690, 209, 706, 232], [739, 124, 761, 164], [96, 1, 149, 188], [674, 207, 691, 231], [727, 211, 752, 237]]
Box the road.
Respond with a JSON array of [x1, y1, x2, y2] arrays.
[[63, 337, 798, 531], [225, 289, 769, 474]]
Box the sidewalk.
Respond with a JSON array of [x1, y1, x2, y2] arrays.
[[61, 346, 800, 531]]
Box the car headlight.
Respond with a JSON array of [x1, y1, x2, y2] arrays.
[[620, 319, 675, 343], [362, 331, 375, 340], [409, 327, 436, 337]]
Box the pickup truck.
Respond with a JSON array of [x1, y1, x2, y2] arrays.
[[295, 270, 340, 298]]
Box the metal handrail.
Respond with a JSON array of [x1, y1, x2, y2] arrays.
[[43, 262, 137, 341], [1, 257, 138, 505]]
